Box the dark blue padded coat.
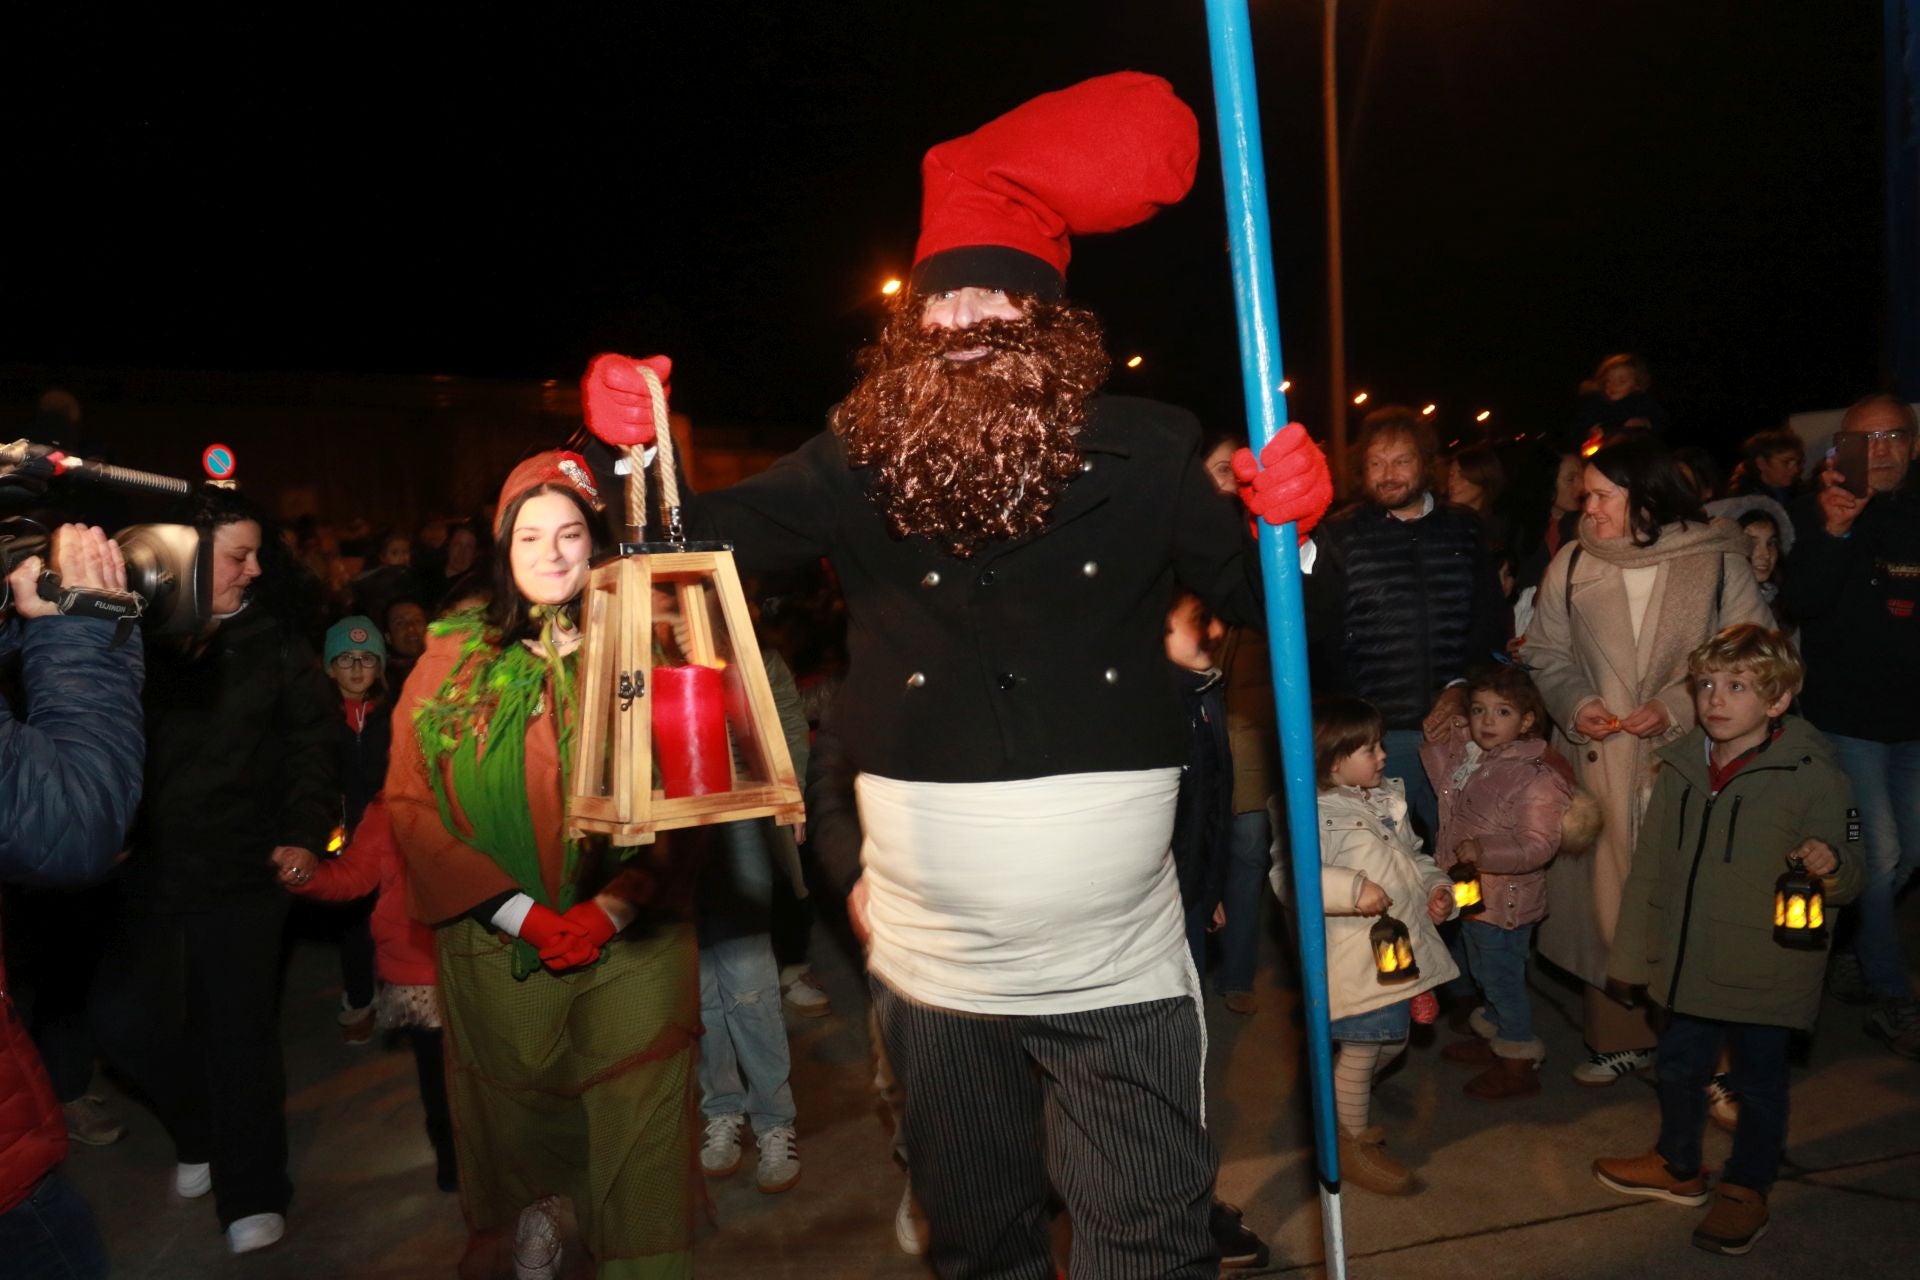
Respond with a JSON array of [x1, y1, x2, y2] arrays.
[[0, 614, 145, 886]]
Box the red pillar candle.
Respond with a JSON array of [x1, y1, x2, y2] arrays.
[[652, 664, 731, 798]]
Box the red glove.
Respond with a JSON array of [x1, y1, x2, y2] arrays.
[[518, 902, 599, 971], [562, 900, 620, 951], [1409, 990, 1439, 1025], [582, 353, 673, 447], [1231, 423, 1334, 543]]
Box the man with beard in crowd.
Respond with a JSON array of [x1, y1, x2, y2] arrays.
[[583, 73, 1330, 1278], [1306, 406, 1508, 839]]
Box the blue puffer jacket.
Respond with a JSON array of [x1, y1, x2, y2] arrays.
[[1307, 500, 1508, 728], [0, 612, 144, 1213], [0, 614, 146, 885]]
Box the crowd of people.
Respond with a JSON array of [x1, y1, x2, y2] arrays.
[[2, 70, 1916, 1280]]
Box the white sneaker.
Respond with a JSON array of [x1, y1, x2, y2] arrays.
[[63, 1095, 126, 1146], [779, 964, 832, 1018], [1572, 1047, 1655, 1086], [894, 1179, 930, 1255], [1707, 1072, 1740, 1133], [174, 1162, 212, 1199], [513, 1197, 562, 1280], [755, 1124, 801, 1194], [700, 1113, 744, 1178], [226, 1212, 284, 1254]]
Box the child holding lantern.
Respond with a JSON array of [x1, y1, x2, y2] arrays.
[[1289, 696, 1457, 1196], [1594, 624, 1861, 1257], [1420, 663, 1587, 1099]]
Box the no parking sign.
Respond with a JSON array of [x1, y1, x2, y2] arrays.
[[202, 443, 236, 482]]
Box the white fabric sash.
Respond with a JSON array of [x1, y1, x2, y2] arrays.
[[857, 768, 1194, 1016]]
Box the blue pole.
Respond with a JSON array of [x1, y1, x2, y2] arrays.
[[1202, 0, 1346, 1259]]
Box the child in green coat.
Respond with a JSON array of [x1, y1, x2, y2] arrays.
[[1592, 624, 1862, 1257]]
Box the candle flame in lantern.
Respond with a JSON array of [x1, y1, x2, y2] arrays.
[[327, 826, 346, 854], [1396, 938, 1413, 968], [1809, 895, 1824, 928], [1376, 942, 1398, 972], [1775, 895, 1787, 927], [1454, 879, 1481, 908], [1785, 895, 1808, 930]]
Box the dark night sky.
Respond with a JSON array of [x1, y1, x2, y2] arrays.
[[1, 1, 1890, 459]]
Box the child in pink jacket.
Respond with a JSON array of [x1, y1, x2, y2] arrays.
[[1421, 665, 1576, 1099], [288, 793, 455, 1191]]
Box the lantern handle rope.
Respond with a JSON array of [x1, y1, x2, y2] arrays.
[[619, 364, 682, 544], [623, 444, 649, 543]]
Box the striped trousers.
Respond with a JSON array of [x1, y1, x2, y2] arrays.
[[870, 978, 1217, 1280]]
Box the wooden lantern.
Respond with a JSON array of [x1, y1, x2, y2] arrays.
[[1450, 861, 1484, 913], [1773, 860, 1827, 950], [1370, 914, 1419, 984], [567, 369, 803, 846]]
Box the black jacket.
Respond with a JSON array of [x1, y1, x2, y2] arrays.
[[803, 702, 865, 897], [1170, 668, 1231, 915], [337, 695, 393, 833], [686, 395, 1262, 783], [1787, 485, 1920, 742], [1306, 498, 1508, 728], [126, 606, 339, 910], [0, 616, 145, 887]]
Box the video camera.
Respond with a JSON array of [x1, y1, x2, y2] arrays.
[[1, 439, 215, 635]]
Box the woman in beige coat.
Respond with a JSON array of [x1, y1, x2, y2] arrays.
[[1524, 437, 1771, 1085]]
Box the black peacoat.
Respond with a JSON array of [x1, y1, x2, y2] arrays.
[[685, 394, 1264, 783]]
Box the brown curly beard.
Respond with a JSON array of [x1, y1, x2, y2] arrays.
[[831, 295, 1111, 558]]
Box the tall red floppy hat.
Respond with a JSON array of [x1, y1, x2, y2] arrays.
[[910, 71, 1200, 300]]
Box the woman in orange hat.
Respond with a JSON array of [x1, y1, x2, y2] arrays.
[[387, 450, 701, 1280]]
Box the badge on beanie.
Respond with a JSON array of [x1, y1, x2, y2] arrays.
[[349, 626, 370, 645], [559, 458, 599, 502]]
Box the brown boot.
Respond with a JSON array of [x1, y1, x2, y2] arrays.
[[1465, 1055, 1541, 1099], [1693, 1183, 1769, 1255], [1337, 1126, 1415, 1195], [1441, 1037, 1498, 1067]]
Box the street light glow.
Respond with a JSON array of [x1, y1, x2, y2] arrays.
[[1475, 410, 1492, 423], [1126, 355, 1144, 369], [1421, 403, 1436, 416], [880, 278, 903, 297], [1352, 391, 1369, 406]]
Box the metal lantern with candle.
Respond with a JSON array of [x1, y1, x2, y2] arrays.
[[1773, 857, 1827, 950], [1449, 860, 1484, 913], [1369, 914, 1419, 984], [567, 365, 803, 845]]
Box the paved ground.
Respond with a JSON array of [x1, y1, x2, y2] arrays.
[[65, 888, 1920, 1278]]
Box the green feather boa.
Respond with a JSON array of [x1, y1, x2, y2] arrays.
[[414, 609, 580, 979]]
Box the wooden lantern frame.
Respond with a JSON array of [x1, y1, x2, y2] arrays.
[[566, 368, 803, 845]]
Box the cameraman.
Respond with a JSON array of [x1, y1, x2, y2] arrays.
[[0, 523, 144, 1280]]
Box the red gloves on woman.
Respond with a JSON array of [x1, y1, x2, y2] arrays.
[[516, 900, 624, 972], [1230, 423, 1335, 540], [517, 903, 591, 971], [582, 353, 674, 447]]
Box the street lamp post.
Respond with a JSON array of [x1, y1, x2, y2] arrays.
[[1324, 0, 1349, 494]]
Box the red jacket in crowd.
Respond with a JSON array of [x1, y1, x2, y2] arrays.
[[0, 914, 66, 1213], [290, 794, 437, 988]]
